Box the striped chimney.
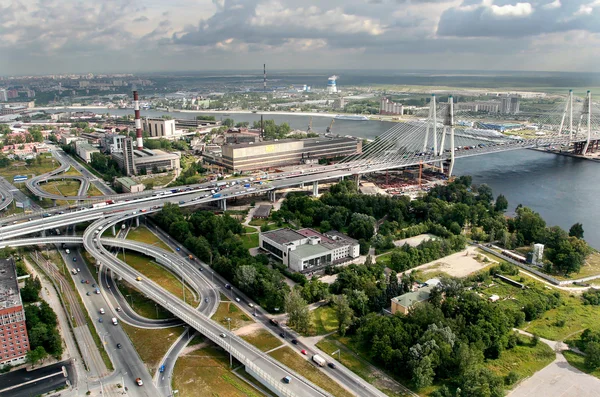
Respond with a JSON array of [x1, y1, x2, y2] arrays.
[[133, 90, 143, 149]]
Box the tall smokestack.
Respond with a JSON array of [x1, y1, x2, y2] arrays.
[[133, 90, 143, 150], [263, 64, 266, 93]]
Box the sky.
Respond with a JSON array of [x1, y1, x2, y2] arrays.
[[0, 0, 599, 75]]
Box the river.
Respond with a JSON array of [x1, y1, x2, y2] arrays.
[[67, 108, 600, 249]]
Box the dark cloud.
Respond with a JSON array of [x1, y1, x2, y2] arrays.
[[133, 16, 149, 22]]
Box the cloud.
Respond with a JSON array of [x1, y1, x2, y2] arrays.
[[133, 16, 149, 22], [575, 0, 600, 15], [543, 0, 561, 9], [489, 2, 533, 17]]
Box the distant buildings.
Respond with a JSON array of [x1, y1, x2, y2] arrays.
[[111, 136, 180, 176], [211, 137, 361, 172], [0, 258, 31, 367], [380, 97, 404, 116], [455, 96, 519, 115], [327, 76, 338, 94], [259, 228, 360, 272], [75, 141, 100, 163], [116, 176, 145, 193], [142, 118, 176, 138]]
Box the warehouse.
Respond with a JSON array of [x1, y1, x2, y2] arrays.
[[214, 137, 361, 172]]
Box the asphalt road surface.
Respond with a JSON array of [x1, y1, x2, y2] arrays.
[[0, 360, 73, 397]]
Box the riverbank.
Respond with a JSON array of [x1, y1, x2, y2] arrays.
[[531, 148, 600, 163]]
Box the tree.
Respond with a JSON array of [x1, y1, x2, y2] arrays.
[[494, 194, 508, 212], [26, 346, 48, 367], [284, 289, 310, 334], [235, 265, 258, 294], [333, 294, 353, 336], [197, 115, 216, 121], [222, 118, 235, 127], [585, 342, 600, 369], [412, 355, 435, 389], [569, 223, 584, 239]]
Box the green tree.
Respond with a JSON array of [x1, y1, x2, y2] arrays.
[[412, 355, 435, 389], [196, 115, 216, 121], [333, 294, 353, 336], [494, 194, 508, 212], [585, 342, 600, 369], [222, 118, 235, 127], [235, 265, 258, 294], [26, 346, 48, 368], [284, 289, 310, 334], [569, 223, 584, 239]]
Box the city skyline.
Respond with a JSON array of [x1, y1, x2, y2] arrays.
[[1, 0, 599, 75]]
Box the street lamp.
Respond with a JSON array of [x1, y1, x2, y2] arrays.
[[226, 317, 233, 368], [155, 303, 158, 318], [126, 294, 134, 309]]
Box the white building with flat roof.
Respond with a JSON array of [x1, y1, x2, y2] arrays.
[[75, 141, 100, 163], [143, 118, 176, 138]]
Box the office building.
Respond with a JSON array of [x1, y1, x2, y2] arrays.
[[112, 137, 136, 176], [215, 137, 361, 172], [143, 118, 176, 138], [112, 137, 180, 176], [0, 90, 7, 102], [0, 258, 31, 367], [75, 141, 100, 163], [259, 228, 359, 272]]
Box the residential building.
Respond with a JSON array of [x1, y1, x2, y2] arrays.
[[380, 97, 404, 115], [0, 258, 31, 367], [116, 177, 145, 193], [0, 90, 7, 102], [214, 137, 361, 172], [259, 228, 359, 272], [75, 141, 100, 163], [391, 286, 434, 315], [60, 134, 81, 145], [142, 118, 176, 138]]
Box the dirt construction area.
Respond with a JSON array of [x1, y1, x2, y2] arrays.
[[404, 245, 497, 278]]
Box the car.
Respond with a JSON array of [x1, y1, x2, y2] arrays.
[[248, 303, 254, 308], [270, 319, 279, 326], [116, 343, 122, 349], [301, 349, 307, 355], [116, 307, 121, 312], [98, 318, 103, 323], [235, 297, 240, 303], [220, 333, 227, 338], [198, 267, 203, 272], [291, 339, 298, 345], [92, 284, 97, 288], [80, 279, 86, 284], [225, 284, 231, 289], [135, 378, 143, 386], [327, 362, 336, 369], [282, 376, 291, 384], [85, 280, 90, 284], [279, 332, 285, 338], [159, 365, 165, 373], [77, 268, 81, 272], [86, 292, 90, 296], [136, 276, 142, 281], [73, 257, 77, 262], [99, 308, 105, 314], [176, 247, 180, 251], [204, 298, 209, 303]]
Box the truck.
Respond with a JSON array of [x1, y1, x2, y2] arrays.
[[216, 181, 226, 187], [112, 317, 118, 325], [312, 354, 326, 367], [212, 193, 222, 198], [92, 202, 108, 209]]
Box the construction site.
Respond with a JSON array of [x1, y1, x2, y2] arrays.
[[362, 164, 449, 198]]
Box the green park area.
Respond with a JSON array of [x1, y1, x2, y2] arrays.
[[126, 226, 173, 252], [0, 155, 57, 180], [212, 301, 254, 331], [240, 329, 282, 352], [121, 324, 186, 374]]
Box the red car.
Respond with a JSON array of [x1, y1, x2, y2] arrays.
[[301, 349, 307, 355]]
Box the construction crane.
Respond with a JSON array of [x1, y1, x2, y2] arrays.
[[307, 117, 313, 133], [326, 119, 335, 133]]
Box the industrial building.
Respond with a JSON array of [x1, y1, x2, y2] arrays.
[[116, 176, 145, 193], [0, 258, 30, 367], [213, 137, 361, 172], [259, 228, 359, 272], [143, 118, 176, 138], [380, 97, 404, 116], [455, 96, 520, 115], [75, 141, 100, 163], [327, 76, 338, 94], [112, 136, 180, 176]]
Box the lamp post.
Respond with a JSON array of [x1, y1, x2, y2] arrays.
[[226, 317, 232, 368], [126, 294, 134, 309], [155, 303, 158, 318]]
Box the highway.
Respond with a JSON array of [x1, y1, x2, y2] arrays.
[[0, 177, 14, 212]]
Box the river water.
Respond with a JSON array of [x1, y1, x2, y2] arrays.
[[71, 108, 600, 249]]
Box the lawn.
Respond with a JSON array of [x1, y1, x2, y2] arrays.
[[121, 323, 186, 374], [87, 183, 104, 196], [248, 218, 269, 227], [116, 280, 174, 320], [563, 351, 600, 379], [140, 172, 174, 188], [0, 155, 57, 179], [172, 346, 263, 397], [126, 226, 173, 252], [241, 233, 259, 250], [485, 335, 555, 384], [212, 302, 254, 331], [269, 346, 354, 397], [243, 226, 258, 233], [117, 251, 199, 307], [39, 180, 82, 197], [241, 329, 282, 352], [310, 305, 338, 336]]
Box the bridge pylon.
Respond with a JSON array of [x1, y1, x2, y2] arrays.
[[582, 91, 592, 155], [443, 96, 455, 177]]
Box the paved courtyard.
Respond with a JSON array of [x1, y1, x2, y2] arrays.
[[508, 353, 600, 397]]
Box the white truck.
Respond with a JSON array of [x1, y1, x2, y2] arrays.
[[112, 317, 118, 325], [312, 354, 326, 367]]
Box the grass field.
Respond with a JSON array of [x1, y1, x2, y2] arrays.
[[241, 233, 259, 250], [485, 335, 555, 383], [116, 251, 199, 307], [126, 226, 173, 252], [309, 305, 338, 336], [139, 172, 174, 188], [241, 329, 282, 352], [563, 351, 600, 379], [172, 346, 263, 397], [243, 226, 257, 233], [39, 180, 81, 197], [269, 346, 354, 397], [0, 156, 57, 179], [87, 183, 104, 196], [121, 324, 186, 374], [116, 280, 174, 319], [212, 302, 254, 331]]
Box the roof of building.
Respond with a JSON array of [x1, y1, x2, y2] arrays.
[[324, 230, 358, 245], [253, 204, 272, 218], [116, 176, 143, 189], [227, 136, 356, 149], [0, 258, 22, 309], [291, 243, 331, 258], [261, 228, 306, 245], [296, 228, 335, 244], [391, 286, 434, 309], [76, 142, 100, 151], [133, 148, 180, 160]]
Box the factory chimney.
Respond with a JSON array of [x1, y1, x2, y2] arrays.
[[263, 64, 267, 93], [133, 90, 143, 150]]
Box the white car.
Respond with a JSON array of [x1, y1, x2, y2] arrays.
[[235, 297, 240, 303], [220, 333, 227, 338]]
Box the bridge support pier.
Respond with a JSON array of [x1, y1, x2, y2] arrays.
[[268, 191, 276, 202], [52, 199, 57, 207], [221, 198, 227, 211], [339, 176, 344, 183], [300, 182, 304, 188], [112, 225, 116, 236], [353, 174, 360, 190], [135, 217, 140, 227], [312, 182, 319, 196]]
